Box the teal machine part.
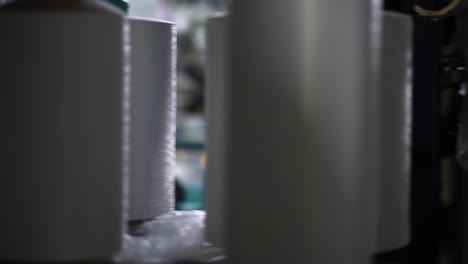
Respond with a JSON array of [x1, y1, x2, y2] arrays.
[[108, 0, 129, 13]]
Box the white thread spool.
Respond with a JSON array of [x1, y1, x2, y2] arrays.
[[128, 18, 177, 222], [0, 0, 125, 261], [205, 14, 229, 248], [376, 11, 413, 253], [227, 1, 382, 263]]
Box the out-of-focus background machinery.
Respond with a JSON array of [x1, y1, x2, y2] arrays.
[[379, 0, 467, 263]]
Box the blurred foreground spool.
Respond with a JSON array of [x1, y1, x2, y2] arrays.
[[227, 1, 382, 263], [0, 0, 125, 261]]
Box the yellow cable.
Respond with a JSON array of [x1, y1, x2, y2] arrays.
[[415, 0, 462, 17]]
